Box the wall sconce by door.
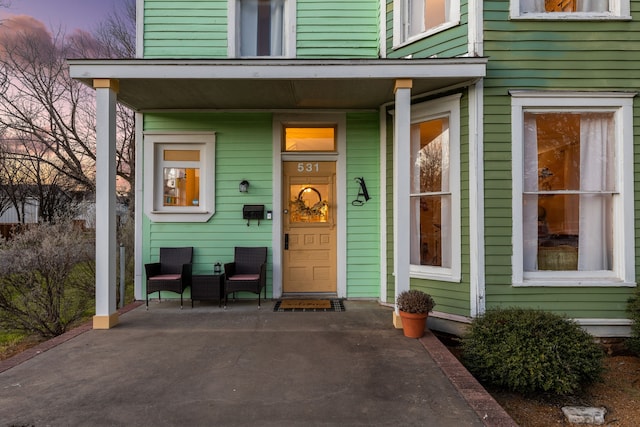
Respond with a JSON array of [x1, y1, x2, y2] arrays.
[[239, 180, 250, 193]]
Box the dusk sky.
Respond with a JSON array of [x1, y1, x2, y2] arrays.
[[0, 0, 122, 32]]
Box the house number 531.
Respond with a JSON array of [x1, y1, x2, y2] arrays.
[[297, 162, 319, 173]]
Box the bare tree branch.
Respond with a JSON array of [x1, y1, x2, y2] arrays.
[[0, 3, 136, 203]]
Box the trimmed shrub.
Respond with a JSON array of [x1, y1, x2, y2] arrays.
[[627, 290, 640, 355], [461, 308, 603, 395]]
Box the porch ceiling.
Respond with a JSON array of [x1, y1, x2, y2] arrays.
[[68, 58, 487, 111]]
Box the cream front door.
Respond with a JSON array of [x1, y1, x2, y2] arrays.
[[282, 161, 337, 293]]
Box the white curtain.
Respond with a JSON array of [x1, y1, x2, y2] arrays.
[[240, 0, 258, 56], [408, 0, 425, 37], [240, 0, 284, 56], [523, 114, 539, 271], [577, 0, 608, 11], [270, 0, 284, 56], [520, 0, 608, 12], [578, 114, 614, 270]]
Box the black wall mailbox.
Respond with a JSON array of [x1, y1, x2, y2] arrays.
[[243, 204, 265, 226]]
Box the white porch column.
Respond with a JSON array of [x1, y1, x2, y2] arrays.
[[393, 79, 412, 328], [93, 78, 119, 329]]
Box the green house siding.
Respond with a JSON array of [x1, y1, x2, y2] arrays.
[[142, 112, 383, 299], [482, 1, 639, 318], [142, 112, 274, 297], [346, 113, 381, 298], [143, 0, 381, 59], [385, 0, 469, 59], [385, 90, 473, 316], [297, 0, 380, 58], [144, 0, 228, 58]]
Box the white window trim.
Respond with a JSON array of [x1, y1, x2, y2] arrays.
[[392, 0, 461, 49], [509, 0, 631, 20], [409, 94, 461, 282], [144, 131, 216, 223], [227, 0, 297, 58], [510, 91, 636, 287]]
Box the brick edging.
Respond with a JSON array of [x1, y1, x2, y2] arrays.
[[419, 330, 519, 427], [0, 301, 144, 374]]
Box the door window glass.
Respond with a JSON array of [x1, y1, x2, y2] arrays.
[[284, 127, 336, 152]]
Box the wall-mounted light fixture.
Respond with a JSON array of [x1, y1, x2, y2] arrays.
[[239, 180, 250, 193]]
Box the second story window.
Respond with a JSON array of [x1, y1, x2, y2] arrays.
[[238, 0, 285, 57], [523, 0, 607, 12], [393, 0, 460, 47], [513, 0, 630, 18]]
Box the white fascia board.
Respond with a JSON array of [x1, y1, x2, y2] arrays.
[[68, 59, 487, 81]]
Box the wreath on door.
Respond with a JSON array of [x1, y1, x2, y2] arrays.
[[290, 187, 328, 218]]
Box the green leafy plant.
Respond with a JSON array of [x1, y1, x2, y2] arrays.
[[627, 290, 640, 355], [396, 289, 435, 314], [461, 308, 603, 396]]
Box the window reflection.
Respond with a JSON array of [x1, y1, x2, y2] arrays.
[[163, 167, 200, 207], [290, 185, 329, 223]]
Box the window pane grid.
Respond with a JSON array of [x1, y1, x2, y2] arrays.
[[523, 110, 615, 273]]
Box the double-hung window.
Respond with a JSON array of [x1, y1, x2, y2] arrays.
[[144, 132, 216, 223], [230, 0, 295, 57], [409, 95, 461, 282], [393, 0, 460, 47], [511, 0, 630, 19], [511, 91, 635, 286]]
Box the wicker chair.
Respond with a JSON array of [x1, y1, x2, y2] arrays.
[[145, 247, 193, 309], [224, 247, 268, 308]]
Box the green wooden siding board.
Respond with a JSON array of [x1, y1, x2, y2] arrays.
[[142, 112, 274, 297], [296, 0, 380, 58], [346, 113, 381, 298]]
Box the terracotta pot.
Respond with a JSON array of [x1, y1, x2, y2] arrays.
[[399, 310, 428, 338]]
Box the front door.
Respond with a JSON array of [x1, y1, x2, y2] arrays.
[[282, 161, 337, 293]]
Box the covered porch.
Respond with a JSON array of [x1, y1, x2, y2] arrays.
[[68, 58, 487, 329]]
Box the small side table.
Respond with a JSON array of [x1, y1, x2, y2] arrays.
[[191, 274, 224, 307]]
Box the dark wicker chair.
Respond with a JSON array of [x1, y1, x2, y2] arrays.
[[145, 247, 193, 309], [224, 247, 268, 308]]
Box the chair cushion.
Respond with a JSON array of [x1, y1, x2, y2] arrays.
[[228, 274, 260, 281], [149, 274, 181, 281]]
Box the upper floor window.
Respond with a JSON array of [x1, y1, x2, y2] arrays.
[[409, 95, 461, 282], [511, 91, 635, 287], [230, 0, 295, 57], [393, 0, 460, 47], [512, 0, 630, 18]]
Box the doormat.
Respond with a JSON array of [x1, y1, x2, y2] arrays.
[[273, 299, 345, 312]]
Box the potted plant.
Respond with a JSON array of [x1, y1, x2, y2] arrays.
[[396, 289, 435, 338]]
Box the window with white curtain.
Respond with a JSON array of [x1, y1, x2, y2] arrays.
[[511, 92, 635, 286], [409, 95, 461, 282], [512, 0, 630, 18], [393, 0, 460, 47], [237, 0, 286, 57]]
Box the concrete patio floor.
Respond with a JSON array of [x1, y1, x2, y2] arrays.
[[0, 300, 516, 426]]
